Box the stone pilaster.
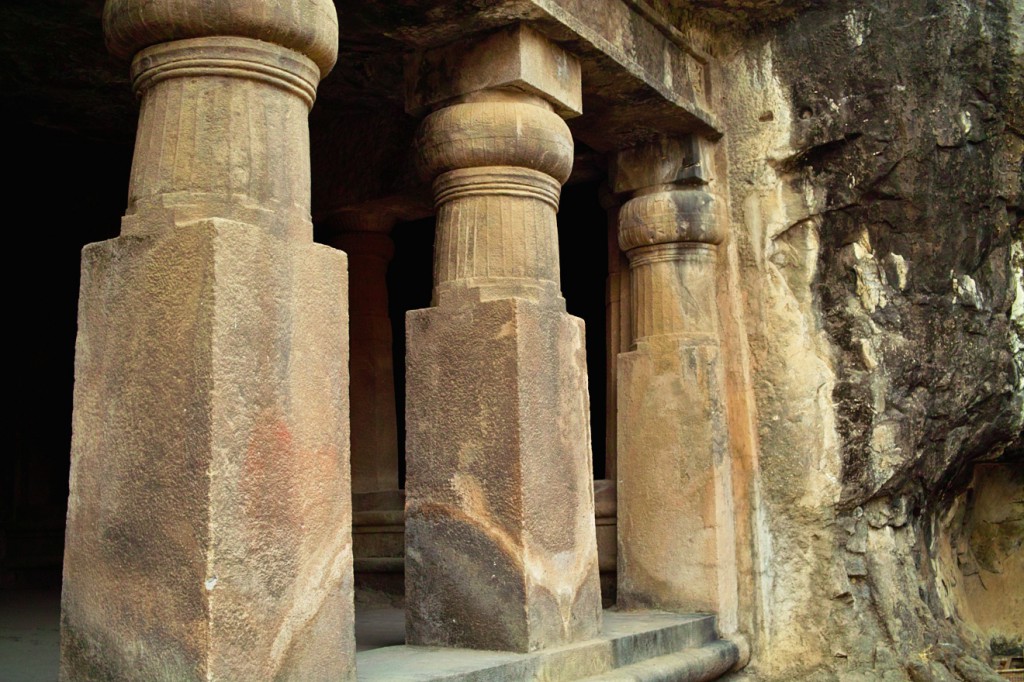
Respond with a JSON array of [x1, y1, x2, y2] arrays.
[[60, 3, 354, 680], [324, 214, 400, 495], [403, 24, 602, 652], [612, 136, 739, 628], [599, 186, 631, 481]]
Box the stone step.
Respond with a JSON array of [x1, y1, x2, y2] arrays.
[[579, 640, 740, 681], [356, 611, 737, 681]]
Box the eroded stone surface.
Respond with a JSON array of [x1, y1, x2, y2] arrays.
[[716, 0, 1023, 677], [617, 340, 735, 616], [406, 297, 602, 652]]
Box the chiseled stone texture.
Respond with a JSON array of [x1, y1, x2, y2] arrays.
[[405, 293, 603, 652], [62, 221, 353, 680]]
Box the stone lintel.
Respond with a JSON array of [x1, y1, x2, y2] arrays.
[[610, 135, 714, 195], [313, 0, 720, 219], [405, 23, 582, 118], [527, 0, 721, 147], [351, 0, 718, 134]]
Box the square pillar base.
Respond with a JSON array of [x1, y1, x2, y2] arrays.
[[405, 295, 602, 652], [617, 339, 737, 622], [61, 220, 355, 681]]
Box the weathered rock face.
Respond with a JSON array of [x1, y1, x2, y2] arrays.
[[717, 0, 1022, 678]]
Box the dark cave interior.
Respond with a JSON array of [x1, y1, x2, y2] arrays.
[[2, 113, 612, 588]]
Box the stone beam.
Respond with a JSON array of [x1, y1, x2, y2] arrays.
[[60, 2, 355, 679], [404, 25, 603, 653], [311, 0, 718, 219], [611, 135, 739, 629], [358, 0, 718, 138], [524, 0, 719, 149]]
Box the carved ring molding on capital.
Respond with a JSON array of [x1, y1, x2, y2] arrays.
[[618, 188, 724, 252], [131, 37, 322, 107], [433, 167, 562, 210], [415, 101, 575, 184], [103, 0, 339, 76]]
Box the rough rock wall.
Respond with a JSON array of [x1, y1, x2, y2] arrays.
[[714, 0, 1023, 679]]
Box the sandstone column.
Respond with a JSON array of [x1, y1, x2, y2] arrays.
[[403, 24, 602, 652], [323, 213, 400, 494], [613, 136, 739, 627], [60, 2, 355, 680], [600, 187, 631, 481]]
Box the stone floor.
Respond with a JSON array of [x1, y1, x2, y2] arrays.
[[0, 589, 406, 680], [0, 589, 734, 681], [0, 590, 60, 682]]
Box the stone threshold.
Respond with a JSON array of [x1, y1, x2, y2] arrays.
[[356, 610, 739, 681]]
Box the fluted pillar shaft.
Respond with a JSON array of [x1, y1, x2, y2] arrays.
[[324, 215, 400, 494], [421, 92, 571, 306], [613, 136, 739, 629], [600, 188, 630, 481], [403, 25, 602, 653], [123, 38, 317, 240], [61, 3, 355, 679]]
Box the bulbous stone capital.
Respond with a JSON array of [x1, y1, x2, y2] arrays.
[[618, 188, 724, 252], [103, 0, 339, 77], [415, 100, 574, 184]]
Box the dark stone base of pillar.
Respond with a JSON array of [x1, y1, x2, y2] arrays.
[[405, 296, 602, 652]]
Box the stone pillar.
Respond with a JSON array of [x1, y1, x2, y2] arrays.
[[403, 24, 602, 652], [613, 136, 739, 627], [60, 2, 355, 680], [599, 187, 631, 481], [323, 213, 400, 494]]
